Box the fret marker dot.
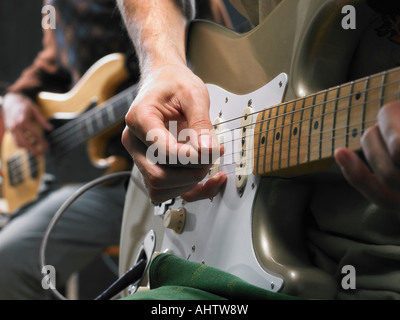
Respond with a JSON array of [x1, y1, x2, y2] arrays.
[[293, 127, 298, 136], [355, 92, 361, 100], [276, 132, 281, 141], [314, 121, 319, 130], [261, 136, 266, 144], [352, 128, 358, 138]]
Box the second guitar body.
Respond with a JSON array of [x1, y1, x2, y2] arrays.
[[1, 53, 137, 213]]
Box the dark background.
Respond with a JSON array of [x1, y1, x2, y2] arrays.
[[0, 0, 245, 300], [0, 0, 245, 94]]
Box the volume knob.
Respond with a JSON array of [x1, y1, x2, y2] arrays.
[[163, 208, 186, 234]]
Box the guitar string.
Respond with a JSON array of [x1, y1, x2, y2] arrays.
[[6, 115, 376, 188], [213, 87, 400, 160], [146, 89, 396, 164], [6, 86, 395, 177], [47, 76, 400, 163], [7, 79, 398, 177], [47, 85, 137, 150], [145, 117, 376, 179], [49, 94, 134, 144], [211, 118, 376, 178], [211, 76, 399, 132], [4, 110, 378, 180], [44, 72, 398, 156], [44, 72, 396, 150], [214, 117, 376, 163]]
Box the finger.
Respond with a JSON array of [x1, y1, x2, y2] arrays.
[[377, 101, 400, 164], [30, 102, 53, 131], [180, 82, 222, 161], [13, 129, 43, 156], [23, 122, 49, 149], [361, 125, 400, 192], [126, 105, 201, 166], [181, 171, 227, 202], [130, 132, 211, 189], [334, 147, 400, 212]]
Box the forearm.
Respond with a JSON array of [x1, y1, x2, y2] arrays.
[[117, 0, 195, 75], [7, 28, 71, 101]]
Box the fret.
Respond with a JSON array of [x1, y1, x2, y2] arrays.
[[277, 103, 288, 170], [91, 114, 100, 135], [262, 107, 274, 174], [345, 81, 354, 148], [107, 102, 116, 123], [254, 108, 267, 175], [298, 95, 313, 165], [268, 106, 279, 172], [101, 108, 109, 128], [364, 71, 385, 133], [333, 83, 351, 150], [347, 78, 368, 151], [252, 66, 400, 177], [380, 71, 387, 107], [361, 75, 370, 136], [321, 88, 337, 159], [286, 101, 296, 169], [307, 95, 316, 162], [309, 91, 325, 161], [271, 104, 286, 171], [296, 99, 306, 167], [95, 109, 104, 132], [382, 68, 400, 105]]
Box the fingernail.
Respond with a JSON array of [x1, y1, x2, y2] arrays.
[[334, 149, 349, 170], [199, 134, 217, 149], [213, 172, 226, 186]]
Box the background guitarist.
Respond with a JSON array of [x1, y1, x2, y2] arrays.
[[118, 0, 400, 299], [0, 0, 231, 299]]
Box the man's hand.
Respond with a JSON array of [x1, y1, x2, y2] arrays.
[[122, 64, 226, 204], [335, 100, 400, 213], [3, 93, 52, 156]]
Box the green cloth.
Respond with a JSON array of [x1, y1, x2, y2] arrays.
[[123, 253, 297, 300]]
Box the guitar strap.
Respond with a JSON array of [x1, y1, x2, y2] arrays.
[[122, 253, 298, 300]]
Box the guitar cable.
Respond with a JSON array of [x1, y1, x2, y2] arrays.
[[39, 170, 148, 300]]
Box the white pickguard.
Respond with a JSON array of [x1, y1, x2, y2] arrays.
[[156, 73, 288, 292]]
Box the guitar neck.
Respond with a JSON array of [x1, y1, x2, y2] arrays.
[[49, 84, 138, 155], [253, 67, 400, 177], [78, 84, 138, 140]]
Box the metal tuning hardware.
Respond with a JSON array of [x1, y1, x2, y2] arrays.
[[206, 114, 225, 179], [235, 102, 254, 193]]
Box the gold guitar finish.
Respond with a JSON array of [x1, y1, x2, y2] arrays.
[[182, 0, 393, 297], [1, 53, 130, 213]]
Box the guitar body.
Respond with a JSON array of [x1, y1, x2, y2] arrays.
[[1, 53, 131, 213], [145, 0, 384, 299]]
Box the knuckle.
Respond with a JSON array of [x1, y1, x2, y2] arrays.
[[145, 167, 166, 190]]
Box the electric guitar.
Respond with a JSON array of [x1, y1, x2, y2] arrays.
[[1, 53, 138, 213], [142, 0, 400, 299]]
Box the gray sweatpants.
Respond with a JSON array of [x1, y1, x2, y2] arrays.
[[0, 181, 125, 299]]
